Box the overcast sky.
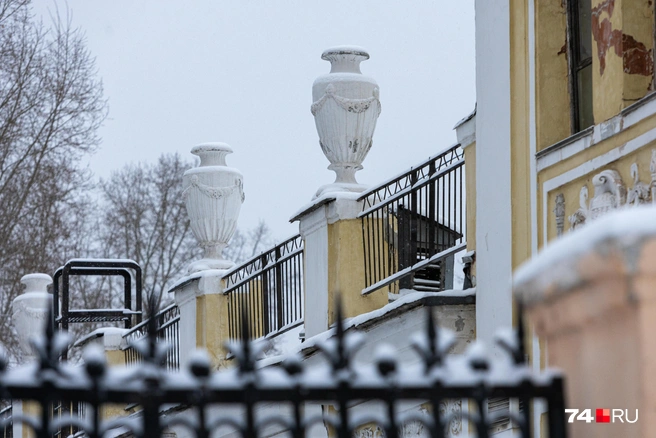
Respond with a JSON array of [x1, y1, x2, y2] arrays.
[[35, 1, 475, 241]]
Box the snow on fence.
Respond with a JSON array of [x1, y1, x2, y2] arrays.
[[223, 234, 304, 340], [358, 144, 466, 295], [0, 302, 567, 438], [122, 304, 180, 371]]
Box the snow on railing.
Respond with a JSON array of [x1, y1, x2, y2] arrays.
[[223, 234, 304, 340]]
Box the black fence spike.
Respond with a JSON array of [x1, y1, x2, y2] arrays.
[[239, 303, 254, 374], [0, 261, 567, 438], [516, 299, 527, 365], [334, 293, 348, 373]]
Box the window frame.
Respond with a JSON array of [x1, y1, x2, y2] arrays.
[[566, 0, 593, 133]]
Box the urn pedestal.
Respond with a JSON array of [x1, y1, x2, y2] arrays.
[[12, 273, 52, 360], [311, 46, 381, 199], [183, 143, 244, 273]]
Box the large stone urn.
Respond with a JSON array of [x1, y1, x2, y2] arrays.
[[183, 143, 244, 273], [12, 273, 52, 360], [311, 46, 381, 198]]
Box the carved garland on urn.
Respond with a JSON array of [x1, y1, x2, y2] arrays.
[[563, 151, 656, 233]]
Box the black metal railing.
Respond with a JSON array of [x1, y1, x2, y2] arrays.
[[122, 304, 180, 371], [358, 144, 465, 295], [0, 405, 11, 438], [52, 401, 85, 438], [53, 259, 143, 331], [0, 302, 567, 438], [224, 234, 304, 340]]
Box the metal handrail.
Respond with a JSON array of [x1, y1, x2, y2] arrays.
[[358, 144, 464, 209], [122, 304, 180, 371], [360, 145, 465, 295], [224, 235, 304, 340]]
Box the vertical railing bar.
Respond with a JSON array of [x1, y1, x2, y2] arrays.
[[275, 246, 283, 332]]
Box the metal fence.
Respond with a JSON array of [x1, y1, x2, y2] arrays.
[[122, 304, 180, 371], [358, 144, 465, 295], [224, 234, 304, 340], [0, 405, 10, 438], [0, 303, 567, 438]]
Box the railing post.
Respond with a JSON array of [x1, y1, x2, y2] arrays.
[[261, 253, 270, 336], [275, 246, 284, 331], [294, 197, 388, 338]]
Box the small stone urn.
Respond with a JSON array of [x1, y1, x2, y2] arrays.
[[12, 273, 52, 360], [311, 46, 381, 198], [183, 143, 244, 273]]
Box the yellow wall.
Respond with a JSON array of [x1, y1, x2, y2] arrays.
[[463, 143, 477, 278], [622, 0, 654, 103], [196, 292, 231, 369], [510, 0, 532, 271], [327, 218, 388, 323], [535, 0, 571, 151]]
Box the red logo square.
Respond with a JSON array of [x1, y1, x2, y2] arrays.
[[596, 408, 611, 423]]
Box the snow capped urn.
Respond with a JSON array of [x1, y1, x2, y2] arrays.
[[311, 46, 381, 198], [183, 143, 244, 273], [12, 273, 52, 360]]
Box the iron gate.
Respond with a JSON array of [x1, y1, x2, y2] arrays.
[[0, 303, 566, 438]]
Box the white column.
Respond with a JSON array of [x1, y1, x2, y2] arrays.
[[474, 0, 513, 354]]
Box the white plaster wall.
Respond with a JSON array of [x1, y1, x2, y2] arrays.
[[299, 206, 330, 338], [173, 283, 198, 369], [474, 0, 513, 355]]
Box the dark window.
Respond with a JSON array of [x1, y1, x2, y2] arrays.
[[568, 0, 594, 132]]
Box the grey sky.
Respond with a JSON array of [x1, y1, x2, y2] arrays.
[[35, 1, 475, 240]]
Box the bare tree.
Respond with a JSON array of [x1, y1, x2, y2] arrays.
[[0, 0, 106, 359], [99, 153, 200, 305], [224, 220, 273, 265]]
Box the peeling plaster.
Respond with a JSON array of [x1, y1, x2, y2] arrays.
[[591, 0, 653, 76]]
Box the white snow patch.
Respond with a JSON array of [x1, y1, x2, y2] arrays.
[[168, 268, 227, 292], [290, 191, 362, 222], [74, 327, 130, 349]]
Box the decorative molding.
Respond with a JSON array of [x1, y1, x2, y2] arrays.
[[542, 126, 656, 245], [568, 186, 588, 231], [183, 175, 244, 202], [398, 401, 462, 437], [354, 425, 384, 438], [440, 399, 463, 436], [564, 157, 656, 231], [627, 163, 650, 206], [310, 84, 381, 117], [589, 169, 626, 219], [554, 194, 565, 236]]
